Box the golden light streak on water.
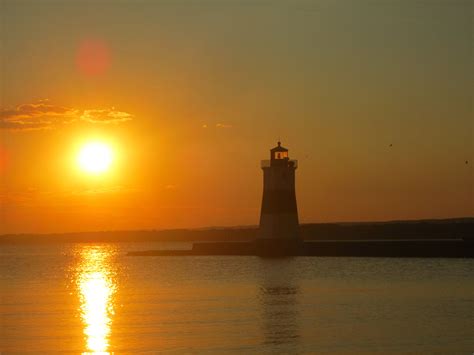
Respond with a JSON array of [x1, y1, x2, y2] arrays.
[[76, 246, 117, 354]]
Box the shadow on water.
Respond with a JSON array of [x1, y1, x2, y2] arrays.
[[257, 258, 300, 348]]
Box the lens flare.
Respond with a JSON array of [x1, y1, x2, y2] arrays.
[[76, 39, 111, 76]]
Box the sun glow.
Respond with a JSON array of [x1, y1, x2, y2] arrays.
[[78, 142, 113, 174]]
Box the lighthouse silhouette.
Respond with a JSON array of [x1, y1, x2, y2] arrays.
[[257, 141, 300, 255]]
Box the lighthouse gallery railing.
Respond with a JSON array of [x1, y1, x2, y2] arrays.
[[260, 160, 298, 168]]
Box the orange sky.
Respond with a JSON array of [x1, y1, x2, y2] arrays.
[[1, 0, 472, 234]]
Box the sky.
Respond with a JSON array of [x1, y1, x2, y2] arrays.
[[0, 0, 472, 234]]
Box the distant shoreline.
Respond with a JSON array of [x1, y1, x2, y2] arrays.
[[1, 217, 472, 244]]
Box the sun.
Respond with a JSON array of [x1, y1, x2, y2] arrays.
[[78, 142, 113, 174]]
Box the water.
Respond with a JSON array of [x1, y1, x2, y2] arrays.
[[1, 243, 473, 353]]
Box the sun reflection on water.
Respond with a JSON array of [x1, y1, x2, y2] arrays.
[[76, 246, 117, 354]]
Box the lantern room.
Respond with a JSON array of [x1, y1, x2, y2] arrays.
[[270, 141, 289, 160]]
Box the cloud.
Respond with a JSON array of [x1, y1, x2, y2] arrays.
[[202, 123, 233, 129], [0, 120, 52, 130], [1, 100, 133, 130], [0, 100, 79, 130], [215, 123, 233, 128], [81, 108, 133, 123]]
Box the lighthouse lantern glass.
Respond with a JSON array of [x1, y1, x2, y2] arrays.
[[274, 151, 288, 159]]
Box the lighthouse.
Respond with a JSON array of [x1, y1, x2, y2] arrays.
[[257, 142, 300, 255]]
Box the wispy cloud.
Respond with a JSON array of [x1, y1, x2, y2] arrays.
[[202, 123, 233, 129], [215, 123, 233, 128], [0, 100, 78, 130], [81, 108, 132, 123], [0, 100, 133, 130]]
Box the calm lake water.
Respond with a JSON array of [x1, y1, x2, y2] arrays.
[[1, 242, 473, 353]]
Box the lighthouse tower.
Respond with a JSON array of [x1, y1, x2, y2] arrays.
[[257, 142, 300, 255]]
